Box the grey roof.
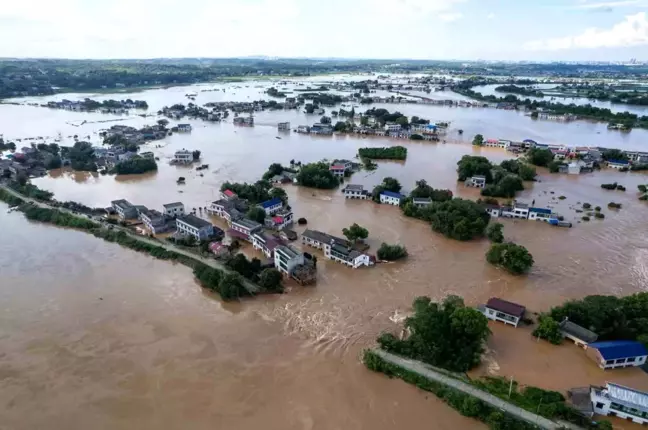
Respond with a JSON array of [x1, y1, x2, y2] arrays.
[[302, 229, 348, 246], [177, 214, 212, 230], [412, 197, 432, 203], [344, 184, 364, 192], [111, 199, 134, 209], [232, 217, 262, 230], [275, 245, 302, 259], [514, 202, 529, 209], [606, 383, 648, 411], [163, 202, 184, 209], [559, 320, 598, 343], [472, 175, 486, 180]]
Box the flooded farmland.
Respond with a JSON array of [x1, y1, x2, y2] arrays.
[[2, 77, 648, 429]]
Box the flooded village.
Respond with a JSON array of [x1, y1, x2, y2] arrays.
[[2, 71, 648, 430]]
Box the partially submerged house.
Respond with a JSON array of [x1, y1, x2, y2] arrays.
[[379, 190, 403, 206], [343, 184, 368, 199], [465, 175, 486, 188], [162, 202, 185, 218], [176, 214, 214, 241], [559, 319, 598, 348], [585, 340, 648, 370], [482, 298, 526, 328], [590, 383, 648, 425], [111, 199, 138, 220], [274, 245, 305, 276], [301, 229, 373, 269]]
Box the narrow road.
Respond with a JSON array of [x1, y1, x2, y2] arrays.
[[1, 184, 259, 294], [372, 349, 581, 430]]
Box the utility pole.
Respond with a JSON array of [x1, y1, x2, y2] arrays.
[[508, 376, 514, 399]]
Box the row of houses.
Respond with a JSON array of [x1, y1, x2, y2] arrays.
[[341, 184, 408, 206], [483, 297, 648, 425], [296, 123, 333, 135], [110, 199, 220, 240], [301, 229, 374, 269], [483, 200, 561, 223]]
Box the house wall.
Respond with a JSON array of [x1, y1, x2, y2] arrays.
[[262, 203, 282, 215], [487, 208, 501, 218], [380, 195, 400, 206], [177, 221, 212, 240], [484, 307, 520, 327], [164, 205, 185, 217], [591, 392, 648, 425], [344, 190, 367, 199]]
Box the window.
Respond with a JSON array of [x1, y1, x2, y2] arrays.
[[595, 402, 605, 409]]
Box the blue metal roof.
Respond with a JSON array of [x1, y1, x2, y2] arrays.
[[381, 190, 403, 199], [608, 159, 630, 165], [523, 139, 537, 144], [260, 197, 283, 209], [589, 340, 648, 360], [530, 207, 552, 214]]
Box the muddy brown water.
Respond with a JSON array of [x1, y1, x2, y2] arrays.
[[3, 80, 648, 429]]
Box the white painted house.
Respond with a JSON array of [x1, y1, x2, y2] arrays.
[[343, 184, 368, 199], [176, 215, 214, 241], [163, 202, 185, 218], [465, 175, 486, 188], [301, 229, 373, 269], [482, 298, 526, 328], [591, 383, 648, 425], [585, 341, 648, 370], [173, 149, 193, 164], [379, 191, 403, 206], [274, 245, 305, 276]]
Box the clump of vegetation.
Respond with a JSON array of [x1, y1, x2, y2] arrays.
[[608, 202, 622, 209], [297, 217, 307, 225], [262, 162, 296, 180], [111, 156, 158, 175], [639, 184, 647, 193], [246, 207, 266, 223], [472, 134, 484, 146], [358, 146, 407, 160], [532, 315, 563, 344], [581, 216, 590, 221], [594, 212, 605, 219], [486, 242, 534, 275], [558, 195, 566, 200], [8, 182, 54, 201], [594, 206, 601, 212], [457, 155, 493, 182], [342, 223, 369, 242], [499, 159, 537, 181], [582, 203, 591, 209], [486, 222, 504, 243], [377, 295, 491, 372], [221, 180, 271, 204], [371, 177, 402, 203], [617, 185, 626, 191], [418, 199, 490, 241], [408, 179, 453, 201], [526, 147, 554, 167], [600, 182, 625, 191], [377, 243, 408, 261], [296, 162, 339, 189]]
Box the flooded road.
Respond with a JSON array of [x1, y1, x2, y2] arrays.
[[2, 77, 648, 429]]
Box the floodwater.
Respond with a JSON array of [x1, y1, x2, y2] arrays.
[[3, 77, 648, 429], [473, 83, 648, 117]]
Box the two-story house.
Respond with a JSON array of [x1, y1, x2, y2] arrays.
[[379, 191, 403, 206], [482, 297, 526, 327], [176, 214, 214, 241], [162, 202, 185, 218], [274, 245, 305, 276], [111, 199, 138, 220]]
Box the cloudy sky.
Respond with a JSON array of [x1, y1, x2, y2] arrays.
[[1, 0, 648, 61]]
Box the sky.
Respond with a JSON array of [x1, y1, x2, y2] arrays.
[[1, 0, 648, 61]]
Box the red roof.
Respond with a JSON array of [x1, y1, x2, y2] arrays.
[[329, 165, 345, 170], [209, 242, 226, 253], [486, 298, 526, 317], [272, 216, 284, 224], [223, 189, 235, 197]]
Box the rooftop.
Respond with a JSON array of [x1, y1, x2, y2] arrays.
[[472, 175, 486, 180], [163, 202, 184, 209], [177, 214, 212, 230], [302, 229, 349, 247], [381, 190, 403, 199], [412, 197, 432, 203], [530, 207, 551, 215], [259, 197, 283, 209], [111, 199, 134, 209], [275, 245, 302, 259], [589, 340, 648, 360], [608, 159, 630, 165], [223, 189, 236, 198], [233, 217, 263, 230], [486, 298, 526, 318], [559, 320, 598, 344], [330, 164, 346, 170], [344, 184, 365, 192], [605, 383, 648, 410]]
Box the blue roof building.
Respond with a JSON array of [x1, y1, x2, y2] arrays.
[[379, 190, 404, 206], [258, 197, 283, 214], [586, 340, 648, 370], [607, 159, 630, 168]]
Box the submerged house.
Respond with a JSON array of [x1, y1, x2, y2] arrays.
[[482, 297, 526, 328], [301, 229, 373, 269], [590, 383, 648, 425], [585, 340, 648, 370], [559, 319, 598, 348]]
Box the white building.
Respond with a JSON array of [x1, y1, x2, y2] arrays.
[[585, 341, 648, 370], [163, 202, 185, 218], [484, 205, 502, 218], [139, 209, 168, 234], [501, 201, 530, 219], [329, 164, 346, 177], [278, 122, 290, 131], [343, 184, 368, 199], [296, 125, 310, 133], [591, 383, 648, 425], [176, 215, 214, 241], [301, 229, 373, 269], [230, 218, 263, 241], [274, 245, 305, 276], [258, 197, 283, 215], [482, 298, 526, 328], [384, 123, 402, 133], [251, 233, 282, 259], [111, 199, 138, 220], [412, 198, 432, 207], [380, 191, 403, 206], [607, 160, 630, 170], [465, 175, 486, 188], [177, 123, 192, 132], [528, 207, 553, 222], [174, 149, 193, 164]]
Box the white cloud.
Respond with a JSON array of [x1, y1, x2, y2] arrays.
[[572, 0, 647, 9], [439, 12, 463, 22], [525, 12, 648, 50], [487, 12, 496, 19]]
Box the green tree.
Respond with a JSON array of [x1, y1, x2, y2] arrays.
[[296, 162, 339, 189], [377, 243, 408, 261], [548, 160, 562, 173], [342, 223, 369, 242], [426, 199, 490, 241], [486, 242, 534, 275], [532, 315, 563, 344], [410, 179, 453, 201], [486, 223, 504, 243], [258, 268, 284, 293], [481, 174, 524, 198], [246, 206, 266, 223], [360, 116, 369, 126], [333, 121, 348, 132], [377, 295, 491, 372], [457, 155, 493, 182], [218, 273, 247, 301], [320, 115, 331, 124], [382, 177, 401, 192], [527, 148, 553, 167], [472, 134, 484, 146], [269, 187, 288, 204], [602, 149, 628, 161], [111, 156, 157, 175]]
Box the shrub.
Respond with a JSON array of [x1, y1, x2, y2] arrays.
[[297, 217, 307, 225], [486, 223, 504, 243], [594, 206, 601, 212], [582, 203, 591, 209], [486, 242, 534, 275], [608, 202, 622, 209], [377, 243, 408, 261], [582, 216, 590, 221], [532, 315, 563, 344], [594, 212, 605, 219]]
